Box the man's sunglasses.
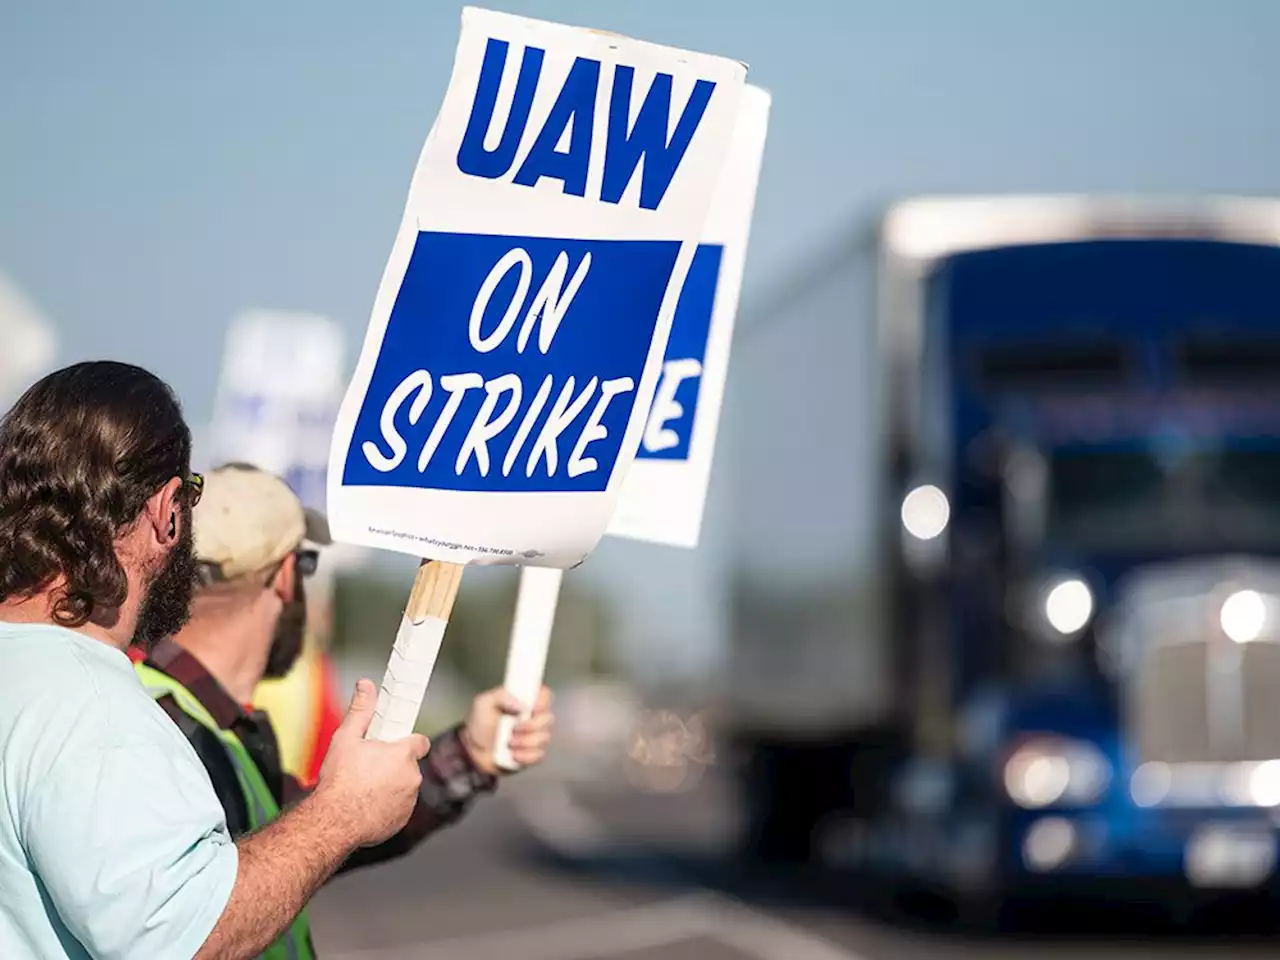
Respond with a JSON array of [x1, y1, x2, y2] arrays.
[[199, 548, 321, 587], [181, 473, 205, 508], [263, 548, 320, 583], [294, 548, 320, 578]]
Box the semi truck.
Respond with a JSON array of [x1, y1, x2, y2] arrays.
[[727, 195, 1280, 916]]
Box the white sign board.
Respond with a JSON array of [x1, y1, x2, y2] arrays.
[[606, 85, 770, 547], [327, 7, 746, 569], [0, 272, 57, 409], [210, 309, 346, 512]]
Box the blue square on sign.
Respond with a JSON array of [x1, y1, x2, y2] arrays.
[[343, 231, 680, 493], [637, 243, 723, 461]]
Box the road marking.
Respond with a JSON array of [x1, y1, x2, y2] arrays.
[[705, 896, 875, 960], [326, 891, 871, 960], [327, 894, 717, 960]]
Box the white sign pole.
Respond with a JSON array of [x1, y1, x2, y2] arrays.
[[493, 565, 564, 769], [493, 86, 771, 766]]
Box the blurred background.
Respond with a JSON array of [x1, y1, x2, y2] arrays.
[[8, 1, 1280, 957]]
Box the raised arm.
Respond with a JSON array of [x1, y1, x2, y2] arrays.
[[337, 685, 555, 874], [195, 680, 428, 960]]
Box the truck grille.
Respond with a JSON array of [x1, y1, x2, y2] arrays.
[[1132, 640, 1280, 763], [1104, 560, 1280, 766]]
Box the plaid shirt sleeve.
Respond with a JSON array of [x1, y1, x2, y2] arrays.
[[335, 724, 498, 875], [418, 724, 499, 821]]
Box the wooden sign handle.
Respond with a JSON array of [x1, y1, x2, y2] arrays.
[[366, 559, 464, 742]]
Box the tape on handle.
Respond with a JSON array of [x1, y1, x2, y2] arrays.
[[367, 613, 448, 742]]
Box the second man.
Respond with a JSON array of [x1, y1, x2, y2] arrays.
[[135, 462, 555, 958]]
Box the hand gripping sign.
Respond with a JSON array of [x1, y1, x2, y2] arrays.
[[494, 86, 771, 769], [326, 7, 746, 741]]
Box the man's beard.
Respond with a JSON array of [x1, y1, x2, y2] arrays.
[[264, 577, 307, 680], [133, 502, 199, 653]]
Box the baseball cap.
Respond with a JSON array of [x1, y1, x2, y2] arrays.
[[193, 463, 331, 582]]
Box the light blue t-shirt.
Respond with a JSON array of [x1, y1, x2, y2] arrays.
[[0, 623, 239, 959]]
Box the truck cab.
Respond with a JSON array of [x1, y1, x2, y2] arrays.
[[875, 196, 1280, 913]]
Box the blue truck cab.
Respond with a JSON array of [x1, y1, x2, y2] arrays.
[[873, 196, 1280, 916]]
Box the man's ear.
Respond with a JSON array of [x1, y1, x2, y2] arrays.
[[143, 478, 184, 546], [271, 552, 297, 604]]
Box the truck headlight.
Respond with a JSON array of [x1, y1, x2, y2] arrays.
[[1041, 575, 1094, 638], [1220, 589, 1268, 644], [1003, 736, 1110, 809], [900, 484, 949, 541]]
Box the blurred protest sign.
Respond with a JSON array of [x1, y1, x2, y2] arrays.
[[207, 309, 355, 782], [326, 6, 747, 740], [495, 86, 771, 769], [0, 272, 57, 409], [209, 309, 345, 511]]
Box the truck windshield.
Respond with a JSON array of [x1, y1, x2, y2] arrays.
[[1046, 447, 1280, 551]]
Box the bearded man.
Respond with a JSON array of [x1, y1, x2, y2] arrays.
[[0, 361, 431, 959]]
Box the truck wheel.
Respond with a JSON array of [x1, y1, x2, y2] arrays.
[[748, 802, 816, 864], [738, 748, 818, 864], [953, 888, 1006, 932]]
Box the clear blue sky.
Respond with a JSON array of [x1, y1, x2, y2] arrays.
[[4, 0, 1280, 680], [5, 0, 1279, 421]]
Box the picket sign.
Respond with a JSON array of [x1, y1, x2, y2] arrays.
[[0, 272, 57, 411], [494, 85, 771, 769], [209, 310, 345, 508], [324, 6, 746, 741]]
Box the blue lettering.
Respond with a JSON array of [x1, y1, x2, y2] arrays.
[[601, 70, 715, 211], [454, 39, 716, 211], [512, 56, 599, 196], [456, 39, 545, 180], [283, 465, 327, 512], [636, 243, 722, 461], [228, 393, 267, 425]]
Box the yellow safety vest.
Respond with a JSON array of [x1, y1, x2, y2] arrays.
[[135, 662, 315, 960]]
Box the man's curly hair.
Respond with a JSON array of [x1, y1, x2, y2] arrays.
[[0, 361, 192, 627]]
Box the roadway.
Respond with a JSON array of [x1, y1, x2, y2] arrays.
[[310, 759, 1280, 960]]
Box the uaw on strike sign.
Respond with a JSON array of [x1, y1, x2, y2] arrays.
[[328, 7, 747, 570]]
